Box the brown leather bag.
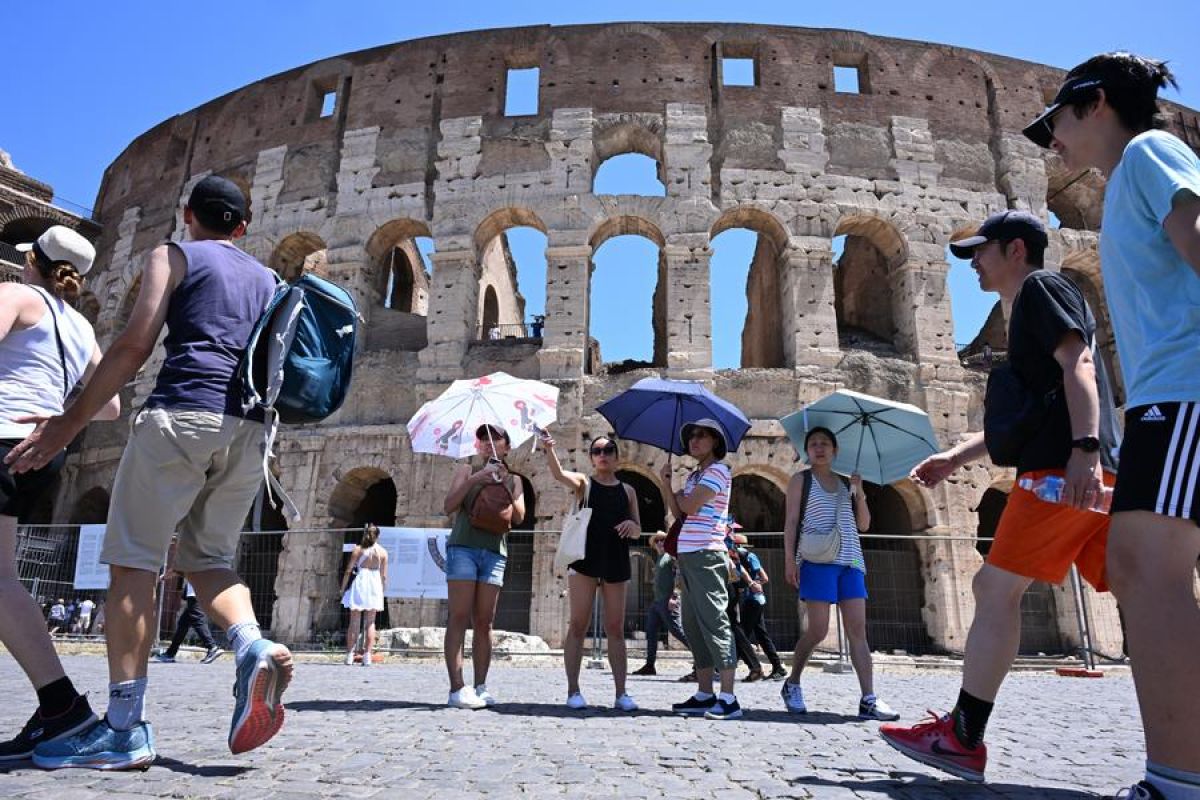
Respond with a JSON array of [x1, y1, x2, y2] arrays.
[[469, 479, 515, 535]]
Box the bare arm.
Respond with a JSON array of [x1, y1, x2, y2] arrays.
[[378, 548, 388, 588], [659, 462, 682, 521], [541, 435, 587, 496], [79, 342, 121, 422], [614, 483, 641, 539], [1164, 192, 1200, 278], [1055, 330, 1103, 509], [340, 546, 361, 593], [850, 473, 870, 532], [676, 485, 715, 518], [509, 475, 526, 525], [910, 431, 987, 488], [5, 244, 183, 472], [443, 463, 480, 516]]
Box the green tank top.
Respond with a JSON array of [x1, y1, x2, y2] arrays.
[[447, 477, 512, 556]]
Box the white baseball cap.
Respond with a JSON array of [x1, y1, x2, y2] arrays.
[[16, 225, 96, 276]]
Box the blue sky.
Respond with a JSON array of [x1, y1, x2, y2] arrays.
[[6, 1, 1197, 365]]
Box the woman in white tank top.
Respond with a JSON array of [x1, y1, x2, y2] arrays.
[[0, 226, 120, 759]]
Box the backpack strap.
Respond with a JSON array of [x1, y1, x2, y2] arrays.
[[794, 470, 813, 559], [32, 287, 69, 400]]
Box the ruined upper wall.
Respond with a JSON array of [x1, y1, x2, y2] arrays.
[[91, 22, 1200, 264]]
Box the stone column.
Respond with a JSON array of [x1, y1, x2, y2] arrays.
[[782, 236, 841, 369], [995, 134, 1049, 217], [537, 242, 591, 379], [663, 235, 711, 374], [890, 242, 958, 366], [417, 247, 480, 383]]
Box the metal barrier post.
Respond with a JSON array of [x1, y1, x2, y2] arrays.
[[587, 591, 604, 669], [1069, 564, 1097, 672]]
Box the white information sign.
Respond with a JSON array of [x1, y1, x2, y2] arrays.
[[72, 524, 110, 590]]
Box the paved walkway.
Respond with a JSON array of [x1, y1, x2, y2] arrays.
[[0, 654, 1140, 798]]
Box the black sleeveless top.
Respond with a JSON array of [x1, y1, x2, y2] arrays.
[[570, 480, 633, 583]]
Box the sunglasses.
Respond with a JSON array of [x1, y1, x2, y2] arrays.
[[688, 429, 712, 440], [590, 445, 618, 456]]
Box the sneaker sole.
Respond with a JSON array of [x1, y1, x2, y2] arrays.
[[672, 708, 713, 717], [32, 744, 155, 771], [878, 731, 985, 783], [0, 713, 99, 763], [704, 709, 744, 720], [859, 712, 901, 722], [229, 652, 290, 755]]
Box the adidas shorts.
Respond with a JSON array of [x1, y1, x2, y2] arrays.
[[1112, 402, 1200, 524]]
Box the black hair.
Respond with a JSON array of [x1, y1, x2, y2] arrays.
[[804, 426, 839, 450], [588, 435, 619, 456], [998, 237, 1045, 268], [475, 424, 511, 445], [1065, 52, 1178, 135]]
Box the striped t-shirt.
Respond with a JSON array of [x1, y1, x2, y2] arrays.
[[797, 475, 865, 573], [677, 462, 732, 554]]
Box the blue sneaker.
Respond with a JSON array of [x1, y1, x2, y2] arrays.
[[32, 717, 155, 771], [229, 639, 291, 755]]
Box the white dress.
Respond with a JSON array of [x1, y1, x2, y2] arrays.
[[342, 545, 385, 611]]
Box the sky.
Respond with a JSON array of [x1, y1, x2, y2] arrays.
[[5, 1, 1197, 365]]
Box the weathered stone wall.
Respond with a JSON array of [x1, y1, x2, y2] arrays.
[[62, 23, 1200, 650]]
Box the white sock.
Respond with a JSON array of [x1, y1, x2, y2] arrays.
[[1147, 760, 1200, 799], [718, 692, 736, 704], [227, 621, 263, 664], [693, 691, 714, 701], [107, 677, 148, 731]]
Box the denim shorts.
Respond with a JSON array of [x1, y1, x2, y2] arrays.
[[445, 545, 506, 587], [798, 562, 868, 603]]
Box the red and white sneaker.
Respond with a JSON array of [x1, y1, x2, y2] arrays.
[[879, 711, 987, 783]]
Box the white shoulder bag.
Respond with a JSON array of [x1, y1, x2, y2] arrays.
[[554, 478, 591, 571]]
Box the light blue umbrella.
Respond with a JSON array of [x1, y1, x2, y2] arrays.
[[780, 390, 940, 485]]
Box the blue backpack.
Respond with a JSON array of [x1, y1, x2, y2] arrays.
[[239, 272, 361, 518]]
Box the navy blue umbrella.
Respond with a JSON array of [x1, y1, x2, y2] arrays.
[[596, 377, 752, 455]]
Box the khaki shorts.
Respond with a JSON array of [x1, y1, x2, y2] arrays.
[[104, 408, 266, 572]]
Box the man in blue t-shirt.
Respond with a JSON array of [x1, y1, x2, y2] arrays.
[[1021, 53, 1200, 800], [6, 177, 293, 770]]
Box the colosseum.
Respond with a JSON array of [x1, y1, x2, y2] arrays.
[[21, 23, 1200, 654]]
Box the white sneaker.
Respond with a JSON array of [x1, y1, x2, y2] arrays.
[[614, 694, 638, 712], [362, 651, 372, 667], [448, 686, 487, 710], [780, 680, 807, 714], [858, 695, 899, 721], [474, 685, 496, 706], [344, 651, 354, 666], [566, 692, 588, 710]]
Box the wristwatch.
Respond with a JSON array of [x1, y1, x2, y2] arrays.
[[1071, 436, 1101, 453]]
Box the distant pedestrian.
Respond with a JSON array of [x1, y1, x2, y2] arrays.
[[7, 176, 294, 768], [155, 579, 223, 664], [0, 224, 116, 762], [340, 524, 388, 666], [77, 598, 96, 635], [724, 537, 764, 681], [731, 534, 786, 679], [543, 432, 640, 711], [632, 532, 688, 676]]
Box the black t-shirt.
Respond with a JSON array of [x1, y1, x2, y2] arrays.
[[1006, 270, 1117, 474]]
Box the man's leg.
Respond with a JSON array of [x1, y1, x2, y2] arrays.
[[1108, 511, 1200, 781], [641, 602, 664, 667], [186, 599, 218, 651], [162, 600, 192, 658]]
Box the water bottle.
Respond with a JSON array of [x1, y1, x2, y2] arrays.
[[1018, 475, 1112, 513], [751, 590, 767, 606]]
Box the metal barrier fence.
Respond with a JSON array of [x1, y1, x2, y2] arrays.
[[14, 525, 1126, 665]]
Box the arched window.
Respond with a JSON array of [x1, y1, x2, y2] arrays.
[[472, 211, 547, 341], [593, 153, 666, 197], [590, 234, 663, 371]]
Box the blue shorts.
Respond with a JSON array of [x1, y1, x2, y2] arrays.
[[798, 562, 868, 603], [445, 545, 506, 587]]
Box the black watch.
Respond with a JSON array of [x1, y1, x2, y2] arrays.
[[1071, 436, 1101, 453]]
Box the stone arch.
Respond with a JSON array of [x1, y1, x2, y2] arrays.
[[582, 23, 682, 64], [832, 214, 910, 354], [70, 487, 110, 524], [327, 467, 397, 528], [910, 48, 1004, 95], [615, 466, 667, 532], [473, 207, 547, 259], [588, 215, 667, 371], [592, 118, 667, 196], [860, 480, 932, 653], [269, 231, 327, 281], [730, 472, 785, 532], [710, 207, 789, 368], [366, 218, 432, 315], [0, 207, 76, 244]]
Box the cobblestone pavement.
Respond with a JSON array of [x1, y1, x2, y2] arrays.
[[0, 653, 1141, 798]]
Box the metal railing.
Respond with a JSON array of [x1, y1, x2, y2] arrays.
[[14, 524, 1124, 668], [476, 322, 543, 341]]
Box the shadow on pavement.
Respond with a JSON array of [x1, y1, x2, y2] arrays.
[[141, 757, 253, 778], [289, 699, 444, 712], [789, 772, 1101, 798]]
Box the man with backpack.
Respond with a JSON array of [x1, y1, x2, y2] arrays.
[[6, 176, 293, 769], [878, 210, 1119, 782]]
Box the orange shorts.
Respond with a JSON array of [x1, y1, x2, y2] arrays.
[[989, 469, 1115, 592]]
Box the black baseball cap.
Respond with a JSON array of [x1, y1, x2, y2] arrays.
[[949, 210, 1048, 259], [187, 176, 247, 233], [1022, 75, 1105, 149]]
